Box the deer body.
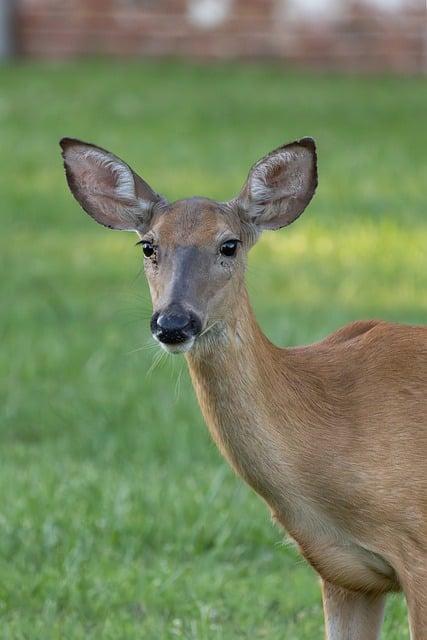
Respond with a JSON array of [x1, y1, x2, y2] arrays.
[[187, 291, 425, 594], [61, 136, 427, 639]]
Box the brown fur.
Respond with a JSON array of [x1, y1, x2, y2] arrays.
[[188, 297, 426, 590], [186, 290, 426, 637]]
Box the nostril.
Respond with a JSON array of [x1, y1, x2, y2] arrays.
[[188, 313, 202, 335], [150, 312, 160, 335]]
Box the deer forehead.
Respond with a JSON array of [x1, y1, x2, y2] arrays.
[[150, 198, 241, 246]]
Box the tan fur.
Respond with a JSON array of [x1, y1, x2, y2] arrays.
[[188, 294, 426, 585], [186, 290, 426, 637], [61, 136, 427, 639]]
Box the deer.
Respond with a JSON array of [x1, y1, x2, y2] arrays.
[[60, 136, 427, 639]]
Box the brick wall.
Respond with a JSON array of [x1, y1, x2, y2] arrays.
[[14, 0, 427, 73]]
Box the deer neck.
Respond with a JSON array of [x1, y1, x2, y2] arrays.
[[186, 288, 287, 498]]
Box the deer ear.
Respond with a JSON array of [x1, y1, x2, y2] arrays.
[[233, 137, 317, 230], [60, 138, 166, 231]]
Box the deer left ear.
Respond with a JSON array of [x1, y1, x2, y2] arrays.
[[233, 137, 317, 230], [60, 138, 166, 232]]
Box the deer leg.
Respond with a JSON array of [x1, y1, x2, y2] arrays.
[[322, 581, 386, 640]]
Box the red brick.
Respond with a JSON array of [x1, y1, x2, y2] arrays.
[[14, 0, 427, 72]]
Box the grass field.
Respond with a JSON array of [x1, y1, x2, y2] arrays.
[[1, 60, 426, 639]]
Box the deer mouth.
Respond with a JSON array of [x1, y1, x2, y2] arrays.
[[155, 335, 196, 354]]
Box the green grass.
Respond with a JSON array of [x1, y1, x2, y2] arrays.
[[0, 60, 426, 639]]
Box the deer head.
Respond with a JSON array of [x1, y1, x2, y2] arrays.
[[61, 137, 317, 353]]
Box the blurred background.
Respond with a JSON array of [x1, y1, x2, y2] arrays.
[[0, 1, 426, 639], [1, 0, 426, 72]]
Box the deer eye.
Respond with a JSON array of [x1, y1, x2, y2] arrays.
[[220, 239, 239, 257], [139, 241, 154, 258]]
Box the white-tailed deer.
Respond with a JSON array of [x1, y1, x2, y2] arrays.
[[61, 137, 427, 639]]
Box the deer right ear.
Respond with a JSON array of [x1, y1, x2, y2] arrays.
[[232, 137, 317, 231], [60, 138, 166, 232]]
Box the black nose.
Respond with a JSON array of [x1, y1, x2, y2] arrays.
[[151, 307, 202, 345]]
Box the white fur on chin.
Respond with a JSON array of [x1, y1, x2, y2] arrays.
[[156, 336, 195, 354]]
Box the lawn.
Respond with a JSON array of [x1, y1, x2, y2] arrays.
[[0, 60, 426, 639]]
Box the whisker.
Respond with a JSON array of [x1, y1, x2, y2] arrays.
[[127, 340, 157, 355], [174, 365, 184, 400], [199, 320, 220, 337], [146, 348, 167, 377]]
